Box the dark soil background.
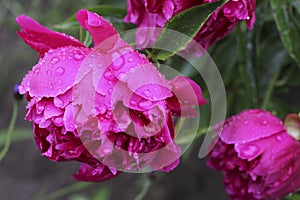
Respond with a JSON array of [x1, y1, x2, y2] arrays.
[[0, 1, 228, 199]]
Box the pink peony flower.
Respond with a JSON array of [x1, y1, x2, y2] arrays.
[[207, 109, 300, 200], [17, 10, 206, 181], [124, 0, 256, 50]]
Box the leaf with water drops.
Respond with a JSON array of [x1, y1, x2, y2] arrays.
[[270, 0, 300, 67], [152, 0, 227, 61]]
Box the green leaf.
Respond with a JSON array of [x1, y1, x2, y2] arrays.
[[65, 6, 127, 23], [152, 0, 228, 61], [285, 193, 300, 200], [270, 0, 300, 67], [54, 6, 128, 31]]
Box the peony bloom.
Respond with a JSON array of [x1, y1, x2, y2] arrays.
[[125, 0, 256, 49], [207, 109, 300, 200], [17, 10, 206, 181]]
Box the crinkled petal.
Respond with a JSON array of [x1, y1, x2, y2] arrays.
[[16, 15, 84, 55], [219, 109, 285, 144], [19, 46, 89, 97], [72, 163, 119, 182]]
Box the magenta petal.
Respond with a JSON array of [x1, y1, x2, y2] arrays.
[[16, 15, 84, 55], [72, 163, 119, 182], [219, 109, 285, 144], [170, 76, 207, 105], [20, 46, 89, 98], [126, 64, 172, 101], [76, 10, 119, 47]]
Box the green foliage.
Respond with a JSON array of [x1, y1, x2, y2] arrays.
[[285, 193, 300, 200], [270, 0, 300, 67], [152, 0, 228, 61]]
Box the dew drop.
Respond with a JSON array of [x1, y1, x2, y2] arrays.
[[111, 52, 125, 70], [108, 88, 113, 94], [74, 53, 84, 61], [143, 90, 151, 97], [54, 97, 64, 108], [97, 106, 106, 114], [48, 83, 55, 90], [34, 68, 41, 75], [240, 144, 260, 159], [51, 57, 60, 64], [118, 73, 128, 81], [47, 70, 52, 75], [261, 120, 268, 125], [244, 120, 249, 125], [275, 135, 283, 142], [36, 105, 44, 113], [138, 99, 152, 109], [55, 67, 65, 76], [104, 71, 113, 80], [102, 148, 112, 156], [88, 20, 101, 27], [130, 100, 137, 106], [128, 57, 133, 62]]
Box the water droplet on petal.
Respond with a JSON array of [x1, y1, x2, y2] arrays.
[[138, 99, 152, 109], [111, 52, 125, 70], [97, 106, 106, 114], [275, 135, 283, 142], [261, 120, 268, 125], [48, 83, 54, 90], [118, 73, 128, 81], [128, 57, 133, 62], [88, 20, 101, 27], [55, 67, 65, 76], [108, 88, 112, 94], [47, 70, 52, 75], [74, 53, 84, 61], [34, 68, 41, 75], [143, 90, 151, 97], [130, 100, 137, 106], [104, 71, 113, 80], [51, 57, 60, 64], [102, 148, 112, 156], [36, 105, 44, 113], [244, 120, 249, 125], [240, 144, 260, 159], [54, 97, 64, 107]]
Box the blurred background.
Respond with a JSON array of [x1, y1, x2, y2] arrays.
[[0, 0, 299, 199]]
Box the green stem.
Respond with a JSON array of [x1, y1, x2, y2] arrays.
[[134, 176, 151, 200], [261, 59, 284, 109], [0, 100, 18, 162], [44, 182, 91, 200], [236, 24, 257, 106]]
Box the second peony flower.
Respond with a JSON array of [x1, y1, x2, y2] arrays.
[[207, 109, 300, 200]]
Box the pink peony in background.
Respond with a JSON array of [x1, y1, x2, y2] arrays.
[[124, 0, 256, 50], [17, 10, 206, 181], [207, 109, 300, 200]]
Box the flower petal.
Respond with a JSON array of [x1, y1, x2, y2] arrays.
[[72, 163, 119, 182], [76, 10, 119, 48], [19, 46, 90, 98], [16, 15, 84, 55], [219, 109, 285, 144]]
